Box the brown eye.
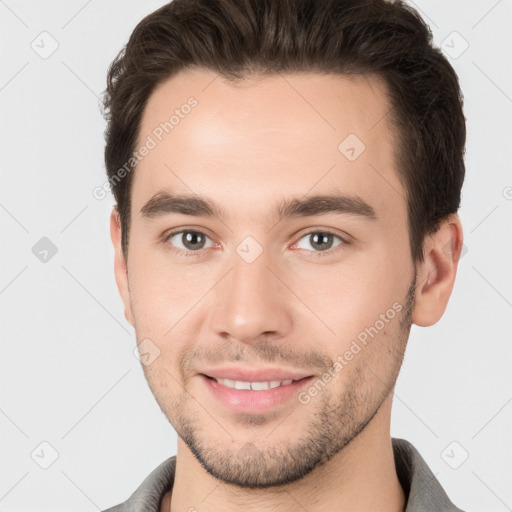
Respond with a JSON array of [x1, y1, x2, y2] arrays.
[[167, 230, 214, 252], [295, 231, 345, 254]]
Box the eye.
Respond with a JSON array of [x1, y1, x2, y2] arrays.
[[166, 229, 216, 254], [293, 230, 346, 255]]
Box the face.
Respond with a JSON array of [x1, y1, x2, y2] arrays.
[[113, 68, 419, 488]]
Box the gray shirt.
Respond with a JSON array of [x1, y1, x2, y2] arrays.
[[102, 437, 466, 511]]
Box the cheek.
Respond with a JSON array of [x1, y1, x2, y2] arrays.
[[127, 252, 216, 379], [127, 247, 213, 330], [289, 252, 408, 345]]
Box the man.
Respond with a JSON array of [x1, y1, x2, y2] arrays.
[[101, 0, 466, 510]]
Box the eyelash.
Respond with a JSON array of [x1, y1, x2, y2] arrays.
[[162, 228, 350, 258]]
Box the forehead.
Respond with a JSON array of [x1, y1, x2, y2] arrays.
[[132, 68, 406, 224]]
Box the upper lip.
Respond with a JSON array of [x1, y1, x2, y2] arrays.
[[201, 366, 313, 382]]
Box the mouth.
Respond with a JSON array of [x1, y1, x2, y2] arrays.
[[202, 374, 309, 391], [199, 373, 315, 414]]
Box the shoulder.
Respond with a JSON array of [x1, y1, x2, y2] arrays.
[[101, 456, 177, 512], [392, 438, 466, 512]]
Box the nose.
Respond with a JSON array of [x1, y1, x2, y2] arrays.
[[209, 249, 293, 345]]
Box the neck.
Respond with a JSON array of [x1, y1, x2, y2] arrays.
[[165, 393, 405, 512]]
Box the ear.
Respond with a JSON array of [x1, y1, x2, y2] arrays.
[[411, 214, 464, 327], [110, 207, 135, 327]]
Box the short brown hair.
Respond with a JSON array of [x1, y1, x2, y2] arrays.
[[102, 0, 466, 263]]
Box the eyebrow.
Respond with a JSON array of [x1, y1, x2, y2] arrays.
[[140, 190, 377, 223]]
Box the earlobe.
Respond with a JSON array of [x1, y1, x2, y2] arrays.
[[110, 207, 135, 327], [411, 214, 464, 327]]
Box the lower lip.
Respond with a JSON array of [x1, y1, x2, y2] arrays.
[[200, 374, 314, 414]]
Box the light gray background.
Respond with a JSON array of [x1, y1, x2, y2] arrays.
[[1, 1, 511, 511]]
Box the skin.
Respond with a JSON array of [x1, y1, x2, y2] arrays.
[[110, 68, 464, 512]]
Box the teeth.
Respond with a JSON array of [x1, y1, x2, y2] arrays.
[[250, 381, 271, 390], [215, 378, 298, 390], [235, 380, 250, 390]]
